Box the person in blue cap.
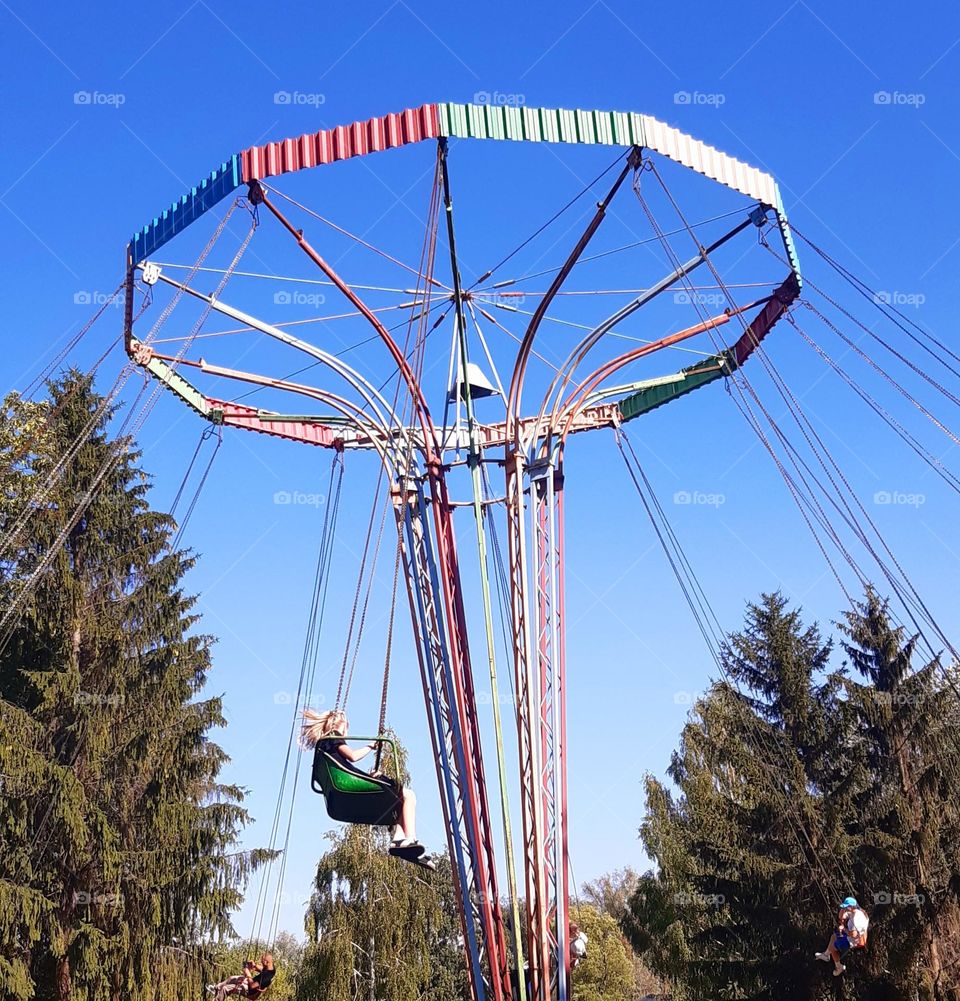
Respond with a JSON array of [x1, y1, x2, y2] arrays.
[[815, 897, 869, 976]]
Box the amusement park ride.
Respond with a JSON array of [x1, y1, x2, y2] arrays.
[[122, 102, 804, 1001]]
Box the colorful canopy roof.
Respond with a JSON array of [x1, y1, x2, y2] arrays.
[[127, 101, 800, 281]]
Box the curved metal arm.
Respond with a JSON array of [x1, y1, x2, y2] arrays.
[[250, 181, 445, 464], [554, 276, 799, 445], [146, 349, 407, 478], [553, 303, 756, 442], [532, 213, 758, 459], [142, 266, 409, 455], [506, 153, 638, 449]]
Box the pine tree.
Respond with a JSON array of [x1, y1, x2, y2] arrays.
[[0, 388, 60, 1000], [837, 590, 960, 1000], [0, 374, 268, 1000], [627, 593, 838, 1000], [625, 591, 960, 1000]]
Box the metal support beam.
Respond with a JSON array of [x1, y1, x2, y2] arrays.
[[530, 461, 569, 1001], [251, 183, 512, 1001], [439, 137, 528, 1001], [505, 154, 638, 1001]]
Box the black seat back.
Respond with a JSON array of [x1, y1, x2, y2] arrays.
[[311, 745, 402, 827]]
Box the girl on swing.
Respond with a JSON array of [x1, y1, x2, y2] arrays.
[[300, 708, 432, 865]]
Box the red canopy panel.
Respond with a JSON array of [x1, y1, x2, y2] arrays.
[[241, 104, 441, 181]]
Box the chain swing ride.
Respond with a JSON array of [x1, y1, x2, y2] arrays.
[[86, 100, 960, 1000]]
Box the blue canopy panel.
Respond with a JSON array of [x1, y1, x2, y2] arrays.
[[775, 184, 802, 289], [127, 156, 242, 265]]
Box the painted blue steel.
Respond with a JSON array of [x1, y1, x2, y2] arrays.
[[128, 156, 243, 264], [418, 475, 495, 995], [401, 489, 487, 999], [774, 184, 803, 289]]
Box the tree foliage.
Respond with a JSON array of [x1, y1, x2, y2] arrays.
[[569, 903, 636, 1001], [624, 592, 960, 1001], [211, 932, 305, 1001], [582, 870, 663, 998], [0, 375, 267, 1001]]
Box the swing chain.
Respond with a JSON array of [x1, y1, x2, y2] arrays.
[[374, 536, 402, 773]]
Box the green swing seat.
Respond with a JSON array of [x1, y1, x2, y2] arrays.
[[311, 736, 403, 828]]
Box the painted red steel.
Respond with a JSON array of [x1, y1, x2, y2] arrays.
[[731, 272, 801, 365], [241, 104, 441, 181], [535, 483, 560, 1000], [207, 398, 346, 448], [557, 482, 571, 996]]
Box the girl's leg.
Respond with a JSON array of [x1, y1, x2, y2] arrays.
[[391, 788, 417, 844], [828, 935, 846, 970], [816, 933, 838, 963]]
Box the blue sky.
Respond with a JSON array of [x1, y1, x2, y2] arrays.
[[2, 1, 959, 939]]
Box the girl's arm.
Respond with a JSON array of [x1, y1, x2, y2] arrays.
[[334, 742, 377, 764]]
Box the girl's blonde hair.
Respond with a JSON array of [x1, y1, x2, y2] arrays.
[[299, 708, 347, 749]]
